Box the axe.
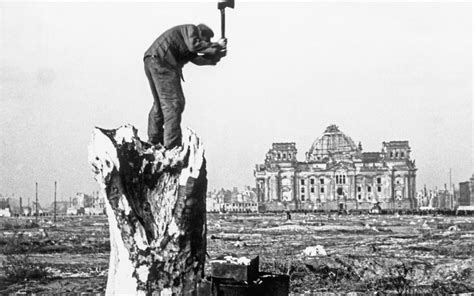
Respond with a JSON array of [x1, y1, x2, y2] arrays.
[[217, 0, 234, 39]]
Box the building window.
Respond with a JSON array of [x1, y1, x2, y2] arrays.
[[336, 174, 346, 185], [288, 154, 292, 160], [395, 152, 399, 158], [358, 194, 362, 200], [367, 186, 372, 192], [320, 187, 325, 193], [367, 195, 371, 201], [390, 151, 393, 158], [377, 186, 382, 192], [277, 153, 281, 160], [357, 186, 362, 192], [301, 187, 305, 193], [300, 179, 305, 186], [320, 178, 325, 185], [283, 153, 287, 159], [401, 151, 405, 157], [377, 177, 382, 184], [310, 187, 315, 193], [310, 178, 315, 185], [301, 194, 305, 201]]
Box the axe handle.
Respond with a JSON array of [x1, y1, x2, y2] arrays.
[[220, 8, 225, 38]]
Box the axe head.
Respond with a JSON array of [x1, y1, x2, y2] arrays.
[[218, 0, 234, 10]]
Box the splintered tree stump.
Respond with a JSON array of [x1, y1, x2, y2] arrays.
[[88, 125, 207, 296]]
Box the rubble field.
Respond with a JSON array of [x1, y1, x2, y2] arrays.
[[0, 213, 473, 294]]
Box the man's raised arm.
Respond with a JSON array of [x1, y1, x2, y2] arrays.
[[182, 25, 225, 55]]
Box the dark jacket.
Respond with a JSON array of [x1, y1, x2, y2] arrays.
[[144, 24, 220, 70]]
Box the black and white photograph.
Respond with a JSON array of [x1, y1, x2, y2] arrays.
[[0, 1, 472, 294]]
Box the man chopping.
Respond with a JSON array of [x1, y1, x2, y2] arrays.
[[144, 24, 227, 149]]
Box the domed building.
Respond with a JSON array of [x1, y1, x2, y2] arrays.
[[307, 124, 361, 162], [254, 125, 417, 211]]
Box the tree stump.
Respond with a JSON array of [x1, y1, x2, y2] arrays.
[[88, 125, 207, 295]]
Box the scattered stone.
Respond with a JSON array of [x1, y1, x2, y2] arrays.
[[233, 241, 247, 248], [303, 245, 327, 257], [447, 225, 460, 232], [2, 212, 473, 294]]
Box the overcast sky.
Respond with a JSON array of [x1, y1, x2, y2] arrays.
[[0, 1, 472, 204]]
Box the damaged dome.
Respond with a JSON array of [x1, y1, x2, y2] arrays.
[[306, 125, 359, 161]]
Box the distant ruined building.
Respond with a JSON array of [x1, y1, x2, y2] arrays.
[[67, 192, 105, 215], [459, 175, 474, 206], [254, 125, 417, 211], [0, 199, 12, 217], [206, 187, 258, 213]]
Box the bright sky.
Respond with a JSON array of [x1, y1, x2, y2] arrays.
[[0, 1, 472, 205]]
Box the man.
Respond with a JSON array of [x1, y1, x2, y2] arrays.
[[144, 23, 227, 149]]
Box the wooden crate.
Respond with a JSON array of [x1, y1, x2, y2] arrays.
[[210, 256, 259, 282]]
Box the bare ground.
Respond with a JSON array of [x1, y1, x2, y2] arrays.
[[0, 213, 473, 294]]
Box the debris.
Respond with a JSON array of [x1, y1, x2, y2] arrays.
[[221, 255, 252, 265], [447, 225, 460, 232], [211, 256, 259, 282], [303, 245, 327, 257], [2, 212, 473, 294], [210, 233, 241, 241], [233, 241, 247, 248]]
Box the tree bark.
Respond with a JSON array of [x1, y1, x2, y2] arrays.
[[88, 125, 207, 295]]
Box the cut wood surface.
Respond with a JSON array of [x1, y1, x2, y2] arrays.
[[88, 125, 207, 296]]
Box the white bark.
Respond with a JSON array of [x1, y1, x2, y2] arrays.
[[88, 125, 207, 295]]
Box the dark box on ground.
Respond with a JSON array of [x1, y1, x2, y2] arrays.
[[197, 273, 289, 296], [210, 256, 259, 282]]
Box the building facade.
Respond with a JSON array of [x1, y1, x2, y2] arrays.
[[0, 199, 11, 217], [254, 125, 417, 211], [459, 175, 474, 206], [417, 187, 456, 210], [206, 187, 258, 212], [67, 192, 105, 215]]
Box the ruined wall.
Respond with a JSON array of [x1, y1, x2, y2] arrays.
[[459, 181, 472, 206]]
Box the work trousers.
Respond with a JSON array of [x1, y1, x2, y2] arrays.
[[144, 57, 185, 149]]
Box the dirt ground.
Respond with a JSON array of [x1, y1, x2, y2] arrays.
[[0, 213, 473, 294]]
